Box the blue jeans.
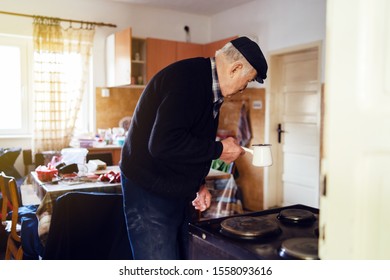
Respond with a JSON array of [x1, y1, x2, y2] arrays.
[[121, 173, 191, 260]]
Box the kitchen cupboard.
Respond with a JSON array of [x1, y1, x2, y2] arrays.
[[145, 36, 237, 81], [146, 38, 203, 80], [105, 33, 115, 87], [176, 41, 203, 61], [131, 37, 147, 85], [146, 38, 204, 81], [146, 38, 177, 83], [202, 36, 237, 57], [106, 27, 238, 87], [114, 28, 131, 86], [105, 27, 146, 87]]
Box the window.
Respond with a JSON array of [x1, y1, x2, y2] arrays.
[[0, 35, 31, 135], [0, 34, 93, 140]]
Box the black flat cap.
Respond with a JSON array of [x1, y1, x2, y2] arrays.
[[231, 36, 268, 83]]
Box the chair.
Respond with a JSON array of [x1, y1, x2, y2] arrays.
[[0, 147, 23, 180], [42, 192, 133, 260], [0, 172, 23, 260], [0, 148, 24, 203], [34, 151, 62, 167], [22, 149, 35, 177]]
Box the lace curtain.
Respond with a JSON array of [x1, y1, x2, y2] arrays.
[[32, 17, 95, 152]]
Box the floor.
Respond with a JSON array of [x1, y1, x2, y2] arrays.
[[20, 184, 41, 205]]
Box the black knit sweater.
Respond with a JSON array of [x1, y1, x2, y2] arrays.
[[120, 57, 223, 198]]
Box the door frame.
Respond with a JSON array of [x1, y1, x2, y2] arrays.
[[265, 41, 323, 209]]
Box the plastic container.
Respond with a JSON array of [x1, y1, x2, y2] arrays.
[[116, 136, 125, 146], [61, 148, 88, 165]]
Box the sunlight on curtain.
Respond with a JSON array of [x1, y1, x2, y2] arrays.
[[33, 17, 95, 152]]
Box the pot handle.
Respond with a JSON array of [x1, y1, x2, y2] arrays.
[[241, 146, 253, 154]]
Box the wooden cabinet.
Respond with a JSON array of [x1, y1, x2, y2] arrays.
[[146, 38, 177, 82], [146, 39, 203, 81], [114, 28, 132, 86], [107, 28, 237, 87], [87, 146, 122, 166], [105, 33, 116, 87], [146, 37, 235, 81], [105, 27, 146, 87], [176, 41, 203, 61], [131, 37, 147, 85], [203, 36, 237, 57]]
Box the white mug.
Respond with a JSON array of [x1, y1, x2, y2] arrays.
[[242, 144, 273, 167]]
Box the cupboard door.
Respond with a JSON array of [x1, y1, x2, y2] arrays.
[[146, 38, 177, 81], [106, 34, 116, 87], [202, 36, 237, 57], [176, 41, 203, 60], [115, 28, 132, 86]]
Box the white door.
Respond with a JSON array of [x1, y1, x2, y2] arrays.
[[319, 0, 390, 259], [267, 44, 322, 208]]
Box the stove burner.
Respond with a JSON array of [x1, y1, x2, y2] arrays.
[[220, 216, 281, 240], [279, 237, 319, 260], [277, 208, 316, 225]]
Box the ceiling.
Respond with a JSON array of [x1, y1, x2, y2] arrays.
[[111, 0, 256, 16]]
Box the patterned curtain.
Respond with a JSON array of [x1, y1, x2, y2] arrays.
[[32, 17, 95, 152]]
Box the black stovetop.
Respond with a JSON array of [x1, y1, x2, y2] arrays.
[[188, 204, 319, 260]]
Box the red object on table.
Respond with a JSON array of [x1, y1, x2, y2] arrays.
[[35, 165, 58, 182]]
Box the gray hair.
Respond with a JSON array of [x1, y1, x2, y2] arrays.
[[215, 42, 254, 76]]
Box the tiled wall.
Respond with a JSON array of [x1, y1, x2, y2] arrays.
[[95, 87, 143, 131]]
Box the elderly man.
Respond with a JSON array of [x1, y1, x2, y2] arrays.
[[120, 36, 268, 259]]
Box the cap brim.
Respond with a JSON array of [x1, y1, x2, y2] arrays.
[[255, 76, 264, 84]]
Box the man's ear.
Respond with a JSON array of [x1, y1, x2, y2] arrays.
[[230, 61, 244, 78]]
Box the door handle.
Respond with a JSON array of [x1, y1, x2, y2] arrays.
[[277, 123, 285, 143]]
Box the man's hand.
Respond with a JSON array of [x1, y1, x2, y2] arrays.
[[192, 184, 211, 212], [219, 137, 245, 164]]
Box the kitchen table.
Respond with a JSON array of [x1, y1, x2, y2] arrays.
[[30, 167, 122, 245], [31, 166, 228, 218], [31, 167, 122, 218]]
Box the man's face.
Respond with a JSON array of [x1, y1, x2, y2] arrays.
[[222, 65, 257, 98]]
